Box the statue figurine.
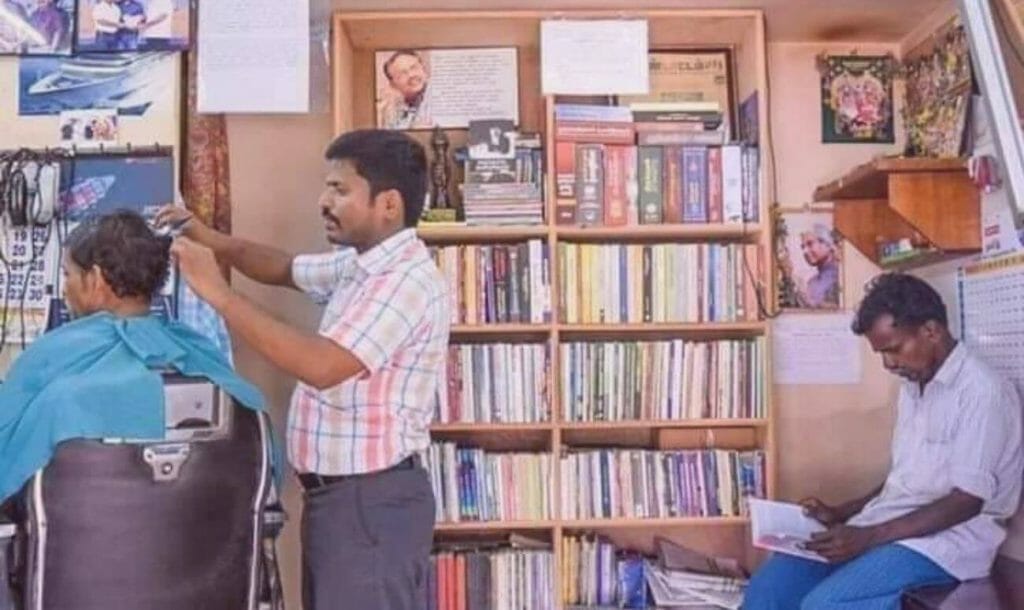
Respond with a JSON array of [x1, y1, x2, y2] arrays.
[[430, 126, 451, 210]]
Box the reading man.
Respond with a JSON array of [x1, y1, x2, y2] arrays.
[[744, 273, 1023, 610]]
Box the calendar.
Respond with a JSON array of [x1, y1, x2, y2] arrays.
[[959, 252, 1024, 395], [0, 225, 60, 344]]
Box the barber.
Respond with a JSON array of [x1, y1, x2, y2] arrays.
[[158, 129, 449, 610]]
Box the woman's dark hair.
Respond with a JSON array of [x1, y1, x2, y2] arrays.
[[65, 210, 171, 300], [852, 272, 948, 335], [324, 129, 427, 228]]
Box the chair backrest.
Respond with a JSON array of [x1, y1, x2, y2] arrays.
[[19, 379, 273, 610]]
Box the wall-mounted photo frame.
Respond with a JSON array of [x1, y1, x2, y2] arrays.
[[374, 47, 519, 130], [819, 54, 896, 144], [775, 208, 844, 311], [903, 19, 973, 157], [76, 0, 190, 53], [618, 48, 737, 140], [0, 0, 76, 56]]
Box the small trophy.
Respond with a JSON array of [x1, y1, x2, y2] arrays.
[[423, 126, 458, 222]]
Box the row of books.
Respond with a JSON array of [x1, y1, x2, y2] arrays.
[[428, 549, 554, 610], [552, 103, 759, 227], [461, 136, 545, 226], [562, 535, 750, 610], [430, 241, 551, 325], [560, 339, 767, 422], [558, 243, 763, 323], [560, 449, 765, 520], [427, 444, 552, 523], [561, 536, 635, 608], [439, 343, 550, 424]]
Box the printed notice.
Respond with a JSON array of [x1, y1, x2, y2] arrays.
[[198, 0, 310, 113], [773, 312, 862, 385], [540, 19, 649, 95]]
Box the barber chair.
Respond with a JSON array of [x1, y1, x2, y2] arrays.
[[0, 374, 285, 610]]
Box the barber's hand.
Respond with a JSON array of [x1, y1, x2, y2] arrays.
[[155, 205, 205, 242], [800, 497, 844, 527], [170, 237, 231, 309], [804, 524, 879, 564]]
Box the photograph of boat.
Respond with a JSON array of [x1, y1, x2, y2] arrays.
[[18, 51, 174, 115]]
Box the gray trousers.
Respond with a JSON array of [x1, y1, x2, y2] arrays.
[[301, 466, 435, 610]]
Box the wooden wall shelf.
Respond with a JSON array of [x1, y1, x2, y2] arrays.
[[812, 157, 981, 270]]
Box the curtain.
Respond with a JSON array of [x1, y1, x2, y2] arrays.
[[181, 49, 231, 234]]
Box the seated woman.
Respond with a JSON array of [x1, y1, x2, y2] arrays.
[[0, 210, 265, 502]]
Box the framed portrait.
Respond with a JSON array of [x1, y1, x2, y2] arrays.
[[76, 0, 190, 53], [374, 47, 519, 130], [618, 49, 737, 140], [775, 209, 843, 311], [0, 0, 75, 56], [819, 54, 896, 144]]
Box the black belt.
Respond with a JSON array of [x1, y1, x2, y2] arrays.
[[297, 455, 420, 490]]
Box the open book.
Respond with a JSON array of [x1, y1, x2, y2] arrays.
[[749, 498, 828, 563]]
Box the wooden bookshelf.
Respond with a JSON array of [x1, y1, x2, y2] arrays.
[[333, 8, 775, 607]]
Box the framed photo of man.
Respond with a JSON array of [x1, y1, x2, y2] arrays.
[[775, 209, 844, 311], [77, 0, 190, 53], [374, 47, 519, 130]]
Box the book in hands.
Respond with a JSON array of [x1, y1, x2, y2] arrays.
[[749, 498, 828, 563]]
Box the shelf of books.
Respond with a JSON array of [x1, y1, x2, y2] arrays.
[[333, 8, 773, 609]]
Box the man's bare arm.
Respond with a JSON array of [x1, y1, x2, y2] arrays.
[[156, 206, 296, 288]]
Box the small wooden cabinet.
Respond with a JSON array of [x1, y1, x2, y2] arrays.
[[813, 158, 980, 269]]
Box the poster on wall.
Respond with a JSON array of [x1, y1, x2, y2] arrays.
[[375, 47, 519, 130], [619, 50, 736, 139], [18, 51, 175, 116], [775, 209, 843, 311], [903, 20, 973, 158], [0, 0, 75, 56], [818, 54, 896, 144], [76, 0, 191, 53]]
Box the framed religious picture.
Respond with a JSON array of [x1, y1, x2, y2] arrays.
[[618, 48, 737, 140], [819, 54, 896, 144], [374, 47, 519, 130], [902, 19, 973, 157], [775, 209, 844, 311], [0, 0, 75, 55]]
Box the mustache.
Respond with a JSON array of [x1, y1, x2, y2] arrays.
[[322, 210, 340, 224]]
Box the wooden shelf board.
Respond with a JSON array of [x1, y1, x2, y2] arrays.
[[813, 157, 968, 201], [417, 224, 548, 242], [434, 520, 555, 533], [561, 516, 749, 529], [557, 322, 766, 335], [560, 419, 769, 430], [431, 422, 554, 433], [556, 223, 762, 241], [451, 324, 552, 336], [879, 249, 976, 271]]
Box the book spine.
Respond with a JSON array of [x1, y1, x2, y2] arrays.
[[575, 144, 604, 226], [638, 146, 663, 224], [707, 146, 723, 224], [681, 146, 709, 223]]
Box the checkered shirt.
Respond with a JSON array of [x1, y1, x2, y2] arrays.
[[287, 228, 449, 475]]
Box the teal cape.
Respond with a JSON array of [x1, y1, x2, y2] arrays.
[[0, 312, 271, 502]]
